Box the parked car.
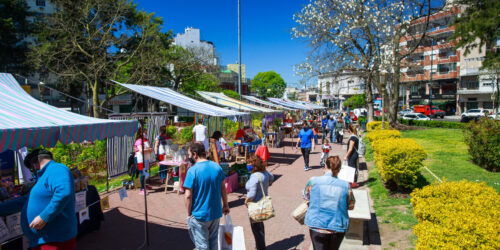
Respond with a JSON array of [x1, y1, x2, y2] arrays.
[[398, 109, 413, 116], [413, 105, 445, 118], [402, 113, 431, 121], [461, 109, 490, 119]]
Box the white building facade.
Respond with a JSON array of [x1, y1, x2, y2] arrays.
[[173, 27, 217, 65], [317, 70, 366, 109]]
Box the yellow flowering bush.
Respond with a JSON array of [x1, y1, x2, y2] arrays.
[[411, 181, 500, 249], [366, 121, 390, 131], [366, 130, 401, 143], [372, 138, 426, 189]]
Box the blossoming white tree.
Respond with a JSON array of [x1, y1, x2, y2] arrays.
[[292, 0, 445, 124]]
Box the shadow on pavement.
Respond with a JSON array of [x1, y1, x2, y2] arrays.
[[77, 208, 193, 250], [267, 234, 305, 250], [268, 152, 302, 165], [363, 213, 382, 245]]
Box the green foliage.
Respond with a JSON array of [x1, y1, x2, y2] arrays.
[[222, 89, 240, 99], [367, 121, 390, 131], [343, 94, 365, 108], [372, 138, 427, 190], [181, 73, 220, 96], [179, 125, 193, 144], [398, 118, 465, 129], [167, 125, 177, 138], [411, 181, 500, 249], [452, 0, 500, 70], [222, 119, 239, 141], [0, 0, 31, 72], [44, 140, 107, 176], [251, 71, 287, 98], [366, 130, 401, 143], [463, 118, 500, 171]]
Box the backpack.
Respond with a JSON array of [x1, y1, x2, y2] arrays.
[[356, 136, 366, 156], [127, 152, 137, 177]]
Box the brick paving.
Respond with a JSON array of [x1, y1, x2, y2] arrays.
[[77, 135, 379, 250]]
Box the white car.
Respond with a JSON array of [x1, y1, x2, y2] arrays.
[[398, 109, 413, 116], [403, 113, 431, 121], [461, 109, 489, 118]]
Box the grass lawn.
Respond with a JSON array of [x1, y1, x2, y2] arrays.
[[90, 165, 160, 193], [402, 128, 500, 193]]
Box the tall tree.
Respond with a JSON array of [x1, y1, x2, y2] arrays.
[[180, 73, 219, 96], [251, 71, 287, 98], [0, 0, 31, 73], [28, 0, 168, 117]]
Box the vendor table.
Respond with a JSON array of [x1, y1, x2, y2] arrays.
[[159, 160, 190, 194]]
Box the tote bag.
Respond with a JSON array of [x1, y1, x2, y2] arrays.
[[247, 176, 275, 222], [218, 215, 246, 250]]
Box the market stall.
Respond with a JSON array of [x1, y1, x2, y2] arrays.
[[0, 73, 138, 248], [242, 95, 296, 111], [197, 91, 278, 113]]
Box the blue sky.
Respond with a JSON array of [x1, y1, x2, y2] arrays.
[[135, 0, 312, 88]]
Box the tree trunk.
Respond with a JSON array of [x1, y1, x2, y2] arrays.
[[388, 58, 402, 127], [365, 73, 374, 122], [92, 81, 100, 118]]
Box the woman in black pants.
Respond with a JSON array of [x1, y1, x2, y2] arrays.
[[344, 124, 359, 188]]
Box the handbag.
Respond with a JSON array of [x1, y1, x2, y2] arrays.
[[247, 176, 275, 222], [291, 200, 309, 225]]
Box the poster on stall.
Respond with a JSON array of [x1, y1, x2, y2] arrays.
[[100, 196, 110, 210], [79, 208, 90, 224], [6, 213, 22, 237], [75, 191, 87, 212], [0, 218, 11, 243]]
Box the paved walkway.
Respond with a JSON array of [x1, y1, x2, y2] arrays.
[[77, 135, 379, 250]]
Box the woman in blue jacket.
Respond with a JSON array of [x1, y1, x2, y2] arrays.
[[303, 156, 355, 250]]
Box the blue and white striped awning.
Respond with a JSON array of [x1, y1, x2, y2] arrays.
[[0, 73, 137, 152], [242, 95, 295, 111], [112, 81, 250, 120], [293, 100, 326, 109], [267, 98, 311, 110], [197, 91, 278, 113]]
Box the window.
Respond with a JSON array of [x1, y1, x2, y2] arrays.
[[36, 0, 45, 7], [437, 63, 456, 74], [483, 102, 493, 109], [461, 76, 479, 89]]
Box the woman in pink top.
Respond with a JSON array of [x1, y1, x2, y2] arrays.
[[134, 128, 153, 195]]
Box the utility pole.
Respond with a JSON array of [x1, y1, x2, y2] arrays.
[[237, 0, 242, 99], [429, 38, 434, 117]]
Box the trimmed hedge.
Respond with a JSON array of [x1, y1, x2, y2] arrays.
[[463, 118, 500, 172], [366, 121, 390, 131], [366, 130, 401, 143], [411, 181, 500, 249], [398, 118, 465, 129], [372, 138, 426, 190]]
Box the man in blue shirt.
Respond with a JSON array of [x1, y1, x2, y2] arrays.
[[184, 143, 230, 250], [326, 115, 337, 144], [296, 121, 315, 171], [0, 149, 77, 249]]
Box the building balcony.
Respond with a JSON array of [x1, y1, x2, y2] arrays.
[[457, 89, 495, 95]]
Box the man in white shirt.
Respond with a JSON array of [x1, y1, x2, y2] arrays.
[[192, 119, 208, 150]]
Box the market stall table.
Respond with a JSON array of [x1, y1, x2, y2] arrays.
[[159, 160, 190, 194]]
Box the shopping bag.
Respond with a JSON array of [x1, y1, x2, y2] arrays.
[[291, 200, 309, 225], [232, 225, 246, 250], [337, 161, 356, 183], [218, 215, 234, 250]]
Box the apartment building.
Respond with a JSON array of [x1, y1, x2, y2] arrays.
[[400, 6, 461, 115], [173, 27, 218, 66], [317, 70, 366, 109]]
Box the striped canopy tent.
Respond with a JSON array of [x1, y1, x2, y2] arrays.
[[293, 100, 326, 110], [267, 97, 312, 110], [0, 73, 138, 152], [111, 81, 250, 121], [242, 95, 295, 111], [197, 91, 277, 113]]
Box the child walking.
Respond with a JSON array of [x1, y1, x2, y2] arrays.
[[320, 139, 332, 167]]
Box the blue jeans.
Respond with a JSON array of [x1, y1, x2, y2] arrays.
[[187, 216, 220, 250], [329, 130, 336, 143], [159, 164, 167, 180]]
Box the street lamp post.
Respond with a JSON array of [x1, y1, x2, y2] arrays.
[[429, 38, 434, 117], [237, 0, 242, 99]]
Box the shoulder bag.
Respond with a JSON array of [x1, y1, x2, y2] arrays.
[[247, 176, 275, 222]]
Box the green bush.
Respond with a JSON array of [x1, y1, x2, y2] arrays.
[[398, 118, 465, 129], [179, 125, 193, 144], [372, 138, 427, 190], [367, 121, 390, 131], [366, 130, 401, 143], [463, 118, 500, 172], [222, 119, 239, 140], [411, 180, 500, 249], [167, 125, 177, 138], [44, 140, 107, 176]]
